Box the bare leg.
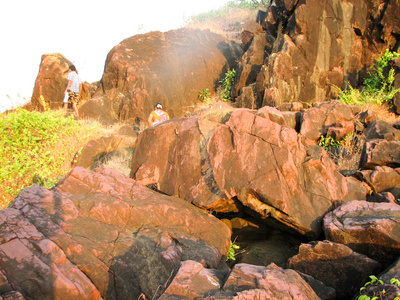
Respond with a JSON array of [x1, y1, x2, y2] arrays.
[[72, 102, 79, 119], [63, 102, 68, 113]]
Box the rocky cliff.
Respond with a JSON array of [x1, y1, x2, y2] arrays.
[[234, 0, 400, 108]]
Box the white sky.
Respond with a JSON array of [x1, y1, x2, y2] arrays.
[[0, 0, 231, 112]]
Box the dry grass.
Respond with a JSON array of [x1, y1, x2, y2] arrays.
[[364, 102, 400, 124]]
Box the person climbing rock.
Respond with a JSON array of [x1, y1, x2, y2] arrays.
[[148, 102, 170, 126], [63, 65, 82, 119]]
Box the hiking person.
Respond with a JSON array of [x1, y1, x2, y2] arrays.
[[63, 65, 82, 118], [148, 102, 170, 126]]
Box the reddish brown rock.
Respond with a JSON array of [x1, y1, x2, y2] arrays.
[[72, 135, 125, 169], [236, 0, 400, 108], [222, 263, 320, 299], [300, 101, 354, 141], [161, 261, 319, 299], [367, 192, 397, 204], [323, 200, 400, 266], [30, 53, 73, 111], [364, 120, 400, 141], [159, 260, 227, 299], [30, 53, 92, 111], [360, 140, 400, 169], [131, 105, 348, 238], [85, 28, 241, 124], [357, 166, 400, 197], [233, 31, 267, 98], [241, 20, 264, 50], [288, 240, 381, 299], [3, 167, 230, 299]]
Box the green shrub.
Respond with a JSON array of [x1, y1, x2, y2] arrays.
[[198, 88, 211, 102], [318, 135, 341, 151], [226, 240, 240, 261], [219, 68, 236, 101], [0, 108, 99, 208], [338, 49, 400, 107], [357, 275, 400, 300]]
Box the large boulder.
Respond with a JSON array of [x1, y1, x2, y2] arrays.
[[323, 200, 400, 267], [1, 167, 231, 299], [29, 53, 92, 111], [83, 28, 242, 124], [131, 104, 349, 238], [288, 240, 381, 299]]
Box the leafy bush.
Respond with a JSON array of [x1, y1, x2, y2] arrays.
[[226, 240, 240, 261], [357, 275, 400, 300], [219, 68, 236, 101], [318, 135, 341, 151], [338, 49, 400, 107], [0, 109, 100, 208], [198, 88, 211, 102]]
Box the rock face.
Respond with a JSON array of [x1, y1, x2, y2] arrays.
[[0, 167, 231, 299], [81, 28, 242, 124], [233, 0, 400, 108], [323, 200, 400, 267], [131, 103, 348, 238], [30, 53, 92, 111]]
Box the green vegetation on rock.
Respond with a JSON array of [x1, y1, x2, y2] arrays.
[[339, 49, 400, 107]]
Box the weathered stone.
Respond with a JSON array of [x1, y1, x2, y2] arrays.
[[297, 272, 336, 300], [358, 166, 400, 197], [233, 31, 267, 99], [323, 200, 400, 266], [132, 106, 349, 238], [288, 240, 381, 299], [342, 176, 368, 203], [222, 263, 320, 300], [29, 53, 92, 111], [367, 192, 397, 204], [365, 120, 400, 141], [300, 101, 354, 141], [241, 20, 264, 51], [360, 140, 400, 169], [4, 167, 231, 299], [86, 28, 242, 124], [250, 0, 400, 107], [159, 260, 228, 299], [72, 135, 125, 169], [235, 86, 256, 109]]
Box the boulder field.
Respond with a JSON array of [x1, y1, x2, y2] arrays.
[[2, 100, 399, 299], [15, 0, 400, 298]]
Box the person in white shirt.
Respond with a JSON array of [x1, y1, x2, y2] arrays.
[[63, 65, 82, 118]]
